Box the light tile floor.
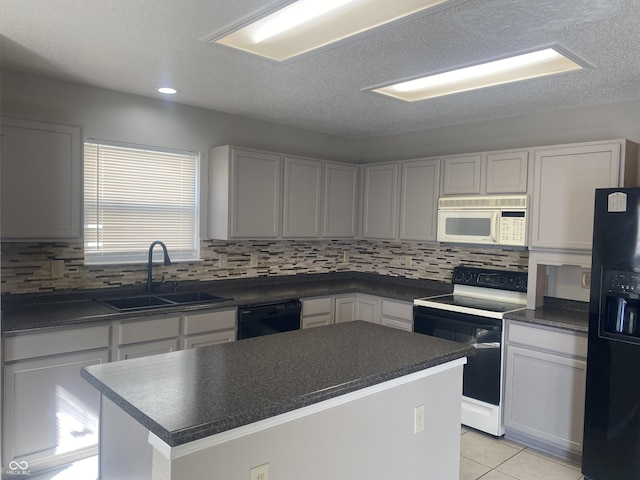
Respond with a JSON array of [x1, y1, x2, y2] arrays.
[[461, 426, 585, 480]]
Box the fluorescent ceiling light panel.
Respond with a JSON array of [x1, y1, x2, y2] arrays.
[[371, 47, 585, 102], [213, 0, 454, 61]]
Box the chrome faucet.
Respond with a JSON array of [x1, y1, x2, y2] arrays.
[[146, 241, 171, 294]]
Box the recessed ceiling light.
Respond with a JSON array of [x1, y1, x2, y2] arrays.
[[369, 47, 586, 102], [157, 87, 179, 95], [209, 0, 457, 62]]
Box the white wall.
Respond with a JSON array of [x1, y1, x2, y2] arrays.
[[358, 99, 640, 163]]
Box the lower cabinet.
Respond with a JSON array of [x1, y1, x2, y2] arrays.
[[301, 297, 334, 329], [2, 306, 237, 475], [2, 325, 110, 473], [380, 299, 413, 332], [504, 321, 587, 459]]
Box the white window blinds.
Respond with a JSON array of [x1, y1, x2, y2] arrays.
[[84, 141, 199, 264]]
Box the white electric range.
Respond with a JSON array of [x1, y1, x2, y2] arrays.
[[413, 266, 528, 436]]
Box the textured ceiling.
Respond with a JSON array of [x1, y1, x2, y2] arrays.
[[1, 0, 639, 138]]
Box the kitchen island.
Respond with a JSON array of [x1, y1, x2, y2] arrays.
[[82, 321, 472, 480]]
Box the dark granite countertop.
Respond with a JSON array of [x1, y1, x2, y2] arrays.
[[504, 298, 589, 333], [1, 272, 450, 334], [81, 321, 472, 447]]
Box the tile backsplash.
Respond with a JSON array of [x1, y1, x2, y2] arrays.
[[1, 240, 528, 295]]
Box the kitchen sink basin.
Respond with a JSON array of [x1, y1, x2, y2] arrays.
[[98, 295, 174, 312], [98, 291, 230, 312], [158, 291, 227, 304]]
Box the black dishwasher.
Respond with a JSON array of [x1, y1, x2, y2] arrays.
[[237, 300, 302, 340]]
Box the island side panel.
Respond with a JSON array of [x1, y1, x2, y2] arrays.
[[156, 363, 464, 480], [100, 396, 153, 480]]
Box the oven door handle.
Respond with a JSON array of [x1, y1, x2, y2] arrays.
[[414, 314, 502, 331], [472, 342, 501, 349]]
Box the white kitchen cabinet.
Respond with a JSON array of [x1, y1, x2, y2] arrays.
[[361, 163, 399, 239], [504, 321, 587, 459], [182, 307, 237, 348], [301, 296, 334, 329], [485, 150, 528, 194], [442, 154, 482, 195], [3, 326, 110, 472], [530, 139, 637, 250], [443, 150, 529, 196], [283, 156, 322, 238], [209, 146, 282, 239], [323, 162, 358, 238], [334, 296, 356, 323], [1, 117, 82, 240], [115, 314, 181, 360], [399, 157, 441, 241], [356, 294, 381, 323], [116, 339, 180, 360], [380, 299, 413, 332]]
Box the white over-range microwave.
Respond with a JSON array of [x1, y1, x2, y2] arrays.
[[436, 195, 528, 247]]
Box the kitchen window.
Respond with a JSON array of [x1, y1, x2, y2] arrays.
[[84, 141, 199, 264]]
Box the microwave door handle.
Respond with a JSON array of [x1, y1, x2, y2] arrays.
[[490, 211, 499, 242]]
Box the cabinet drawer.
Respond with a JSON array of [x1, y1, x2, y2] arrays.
[[381, 316, 412, 332], [183, 308, 236, 335], [118, 316, 180, 345], [117, 339, 179, 360], [508, 321, 587, 358], [183, 330, 235, 349], [5, 325, 111, 362], [302, 313, 332, 329], [302, 297, 333, 316], [381, 299, 413, 320]]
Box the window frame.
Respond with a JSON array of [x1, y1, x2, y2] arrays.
[[83, 139, 201, 265]]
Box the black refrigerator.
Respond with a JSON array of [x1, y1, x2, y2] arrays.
[[583, 187, 640, 479]]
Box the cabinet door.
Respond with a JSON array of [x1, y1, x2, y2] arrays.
[[324, 163, 357, 238], [486, 151, 528, 194], [3, 350, 109, 472], [531, 142, 621, 250], [504, 345, 586, 454], [334, 296, 356, 323], [356, 295, 381, 324], [1, 117, 82, 239], [230, 148, 282, 238], [399, 158, 441, 241], [282, 156, 322, 238], [442, 154, 482, 195], [362, 163, 398, 239]]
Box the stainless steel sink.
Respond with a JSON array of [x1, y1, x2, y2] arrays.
[[158, 291, 227, 304], [98, 291, 230, 312]]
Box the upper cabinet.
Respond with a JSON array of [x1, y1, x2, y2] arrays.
[[324, 162, 358, 238], [282, 156, 322, 238], [530, 140, 637, 251], [209, 146, 282, 239], [442, 150, 529, 196], [361, 157, 441, 242], [485, 151, 529, 194], [1, 117, 82, 240], [361, 163, 399, 240], [399, 158, 441, 241], [442, 154, 482, 195], [208, 146, 358, 240]]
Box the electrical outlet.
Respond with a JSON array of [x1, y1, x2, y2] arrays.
[[250, 463, 269, 480], [50, 260, 65, 279], [405, 255, 412, 268], [414, 404, 425, 433], [343, 251, 349, 264], [219, 253, 228, 268], [250, 253, 258, 267]]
